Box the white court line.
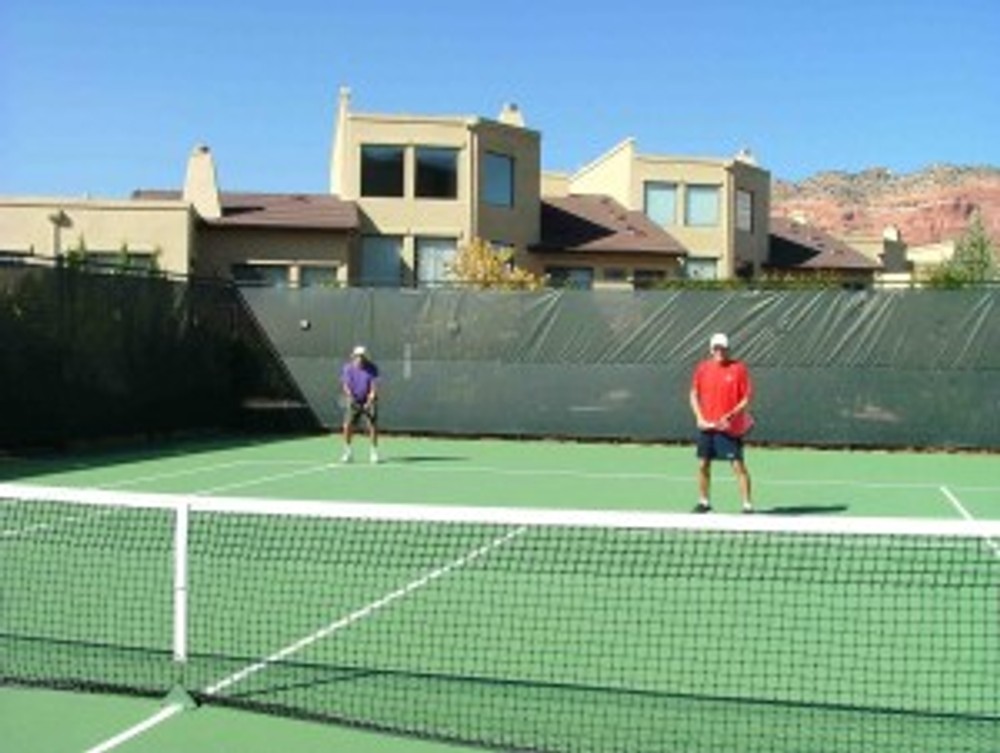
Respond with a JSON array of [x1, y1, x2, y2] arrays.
[[96, 460, 251, 489], [189, 462, 335, 495], [940, 485, 1000, 559], [83, 705, 185, 753], [327, 461, 1000, 492], [97, 458, 1000, 494], [82, 524, 527, 752]]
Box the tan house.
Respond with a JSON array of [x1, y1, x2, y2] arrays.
[[330, 88, 541, 286], [0, 88, 777, 289], [766, 216, 882, 285], [542, 139, 772, 283], [135, 146, 358, 285], [0, 195, 193, 275], [531, 194, 686, 288]]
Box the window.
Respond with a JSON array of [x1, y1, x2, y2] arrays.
[[736, 190, 754, 232], [361, 145, 404, 197], [685, 185, 720, 227], [359, 236, 402, 287], [484, 152, 514, 207], [0, 251, 29, 267], [546, 267, 593, 289], [232, 263, 291, 287], [416, 147, 459, 199], [602, 267, 628, 283], [684, 257, 718, 280], [299, 264, 339, 287], [85, 251, 157, 274], [633, 269, 667, 289], [416, 237, 458, 287], [644, 182, 678, 226]]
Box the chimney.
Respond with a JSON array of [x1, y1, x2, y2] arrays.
[[330, 85, 351, 194], [183, 144, 221, 220], [498, 102, 525, 127]]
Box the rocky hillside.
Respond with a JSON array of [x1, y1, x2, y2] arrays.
[[772, 165, 1000, 247]]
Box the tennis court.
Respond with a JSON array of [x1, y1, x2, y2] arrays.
[[2, 433, 998, 753]]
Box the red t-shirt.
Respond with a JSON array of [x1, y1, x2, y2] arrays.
[[691, 358, 752, 425]]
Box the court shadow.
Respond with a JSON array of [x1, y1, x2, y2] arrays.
[[759, 505, 850, 516], [386, 455, 468, 464]]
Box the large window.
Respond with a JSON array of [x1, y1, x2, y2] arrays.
[[644, 182, 678, 226], [546, 266, 593, 289], [85, 251, 158, 274], [361, 145, 404, 197], [484, 152, 514, 207], [299, 264, 339, 287], [685, 185, 721, 227], [416, 237, 458, 287], [633, 269, 667, 290], [736, 189, 754, 232], [359, 236, 402, 287], [232, 263, 291, 287], [416, 147, 459, 199]]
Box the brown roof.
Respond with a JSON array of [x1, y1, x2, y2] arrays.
[[768, 216, 880, 271], [532, 195, 686, 256], [133, 190, 359, 230]]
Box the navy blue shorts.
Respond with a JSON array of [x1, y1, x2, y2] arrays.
[[344, 400, 377, 427], [696, 431, 744, 461]]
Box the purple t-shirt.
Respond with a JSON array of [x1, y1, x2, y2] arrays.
[[341, 360, 379, 403]]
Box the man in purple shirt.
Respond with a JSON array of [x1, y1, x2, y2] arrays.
[[340, 345, 380, 463]]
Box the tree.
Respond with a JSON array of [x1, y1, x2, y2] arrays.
[[927, 211, 997, 286], [449, 238, 542, 290]]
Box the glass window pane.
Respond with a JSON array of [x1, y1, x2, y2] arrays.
[[644, 182, 677, 226], [546, 267, 593, 289], [416, 147, 458, 199], [360, 236, 402, 287], [232, 264, 290, 287], [685, 185, 720, 227], [361, 145, 404, 197], [737, 189, 754, 231], [416, 237, 458, 287], [633, 269, 667, 289], [484, 152, 514, 207], [299, 265, 339, 287]]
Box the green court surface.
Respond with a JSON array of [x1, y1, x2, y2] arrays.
[[1, 434, 998, 753]]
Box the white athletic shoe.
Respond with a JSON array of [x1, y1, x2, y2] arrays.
[[369, 448, 380, 464], [340, 448, 353, 463]]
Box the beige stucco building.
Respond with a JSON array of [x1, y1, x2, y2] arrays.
[[548, 139, 771, 281], [330, 88, 540, 286], [0, 196, 193, 275], [1, 88, 784, 289]]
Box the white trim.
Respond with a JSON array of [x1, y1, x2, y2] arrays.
[[3, 482, 999, 539], [172, 501, 189, 663]]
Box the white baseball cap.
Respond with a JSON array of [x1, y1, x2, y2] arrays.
[[351, 345, 367, 357], [709, 333, 729, 350]]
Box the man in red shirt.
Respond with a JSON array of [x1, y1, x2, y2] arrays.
[[689, 333, 754, 513]]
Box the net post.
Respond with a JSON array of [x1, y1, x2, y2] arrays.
[[172, 498, 190, 664]]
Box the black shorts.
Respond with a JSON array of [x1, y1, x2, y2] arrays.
[[344, 400, 377, 427], [696, 430, 744, 461]]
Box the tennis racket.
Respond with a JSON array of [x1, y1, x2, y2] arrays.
[[719, 411, 755, 437]]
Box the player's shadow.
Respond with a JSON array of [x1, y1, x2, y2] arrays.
[[760, 504, 849, 516], [385, 455, 468, 464]]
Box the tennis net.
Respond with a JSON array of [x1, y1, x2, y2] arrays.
[[1, 482, 998, 752]]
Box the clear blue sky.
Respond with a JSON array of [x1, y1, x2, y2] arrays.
[[2, 0, 998, 198]]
